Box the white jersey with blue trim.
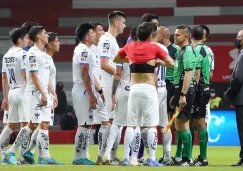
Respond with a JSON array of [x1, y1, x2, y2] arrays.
[[46, 54, 56, 91], [72, 43, 94, 90], [25, 46, 50, 92], [90, 44, 101, 82], [97, 32, 120, 87], [152, 42, 168, 87], [1, 47, 26, 90]]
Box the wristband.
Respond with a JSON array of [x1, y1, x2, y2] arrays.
[[98, 89, 103, 95], [180, 92, 186, 96]]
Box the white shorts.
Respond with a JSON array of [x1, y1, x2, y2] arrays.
[[72, 84, 95, 126], [49, 110, 54, 126], [158, 87, 169, 127], [205, 103, 210, 123], [3, 110, 8, 124], [103, 87, 115, 119], [113, 85, 130, 126], [25, 91, 53, 124], [8, 87, 28, 123], [94, 92, 109, 124], [127, 84, 159, 127]]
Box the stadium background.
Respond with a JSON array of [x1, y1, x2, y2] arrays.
[[0, 0, 242, 147]]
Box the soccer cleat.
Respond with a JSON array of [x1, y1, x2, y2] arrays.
[[73, 158, 85, 165], [1, 157, 9, 165], [37, 158, 45, 164], [5, 152, 18, 165], [121, 158, 130, 166], [18, 156, 30, 164], [193, 156, 209, 166], [176, 158, 193, 167], [110, 158, 121, 165], [102, 155, 111, 165], [96, 156, 103, 165], [82, 158, 95, 165], [162, 158, 171, 165], [23, 150, 35, 164], [45, 158, 64, 165], [137, 156, 145, 163], [146, 159, 163, 167], [129, 158, 141, 166], [158, 157, 163, 163], [166, 157, 182, 166]]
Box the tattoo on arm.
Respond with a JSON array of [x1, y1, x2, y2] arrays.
[[112, 79, 120, 95]]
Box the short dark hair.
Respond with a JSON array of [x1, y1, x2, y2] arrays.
[[9, 28, 27, 45], [176, 24, 191, 35], [21, 21, 39, 32], [90, 22, 103, 29], [200, 24, 210, 38], [108, 11, 126, 24], [137, 22, 153, 41], [75, 23, 95, 41], [130, 25, 138, 41], [191, 26, 204, 40], [141, 13, 159, 22], [28, 26, 44, 42], [47, 32, 57, 43]]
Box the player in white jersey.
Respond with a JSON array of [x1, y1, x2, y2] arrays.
[[200, 25, 214, 124], [153, 26, 172, 164], [72, 23, 98, 165], [97, 11, 126, 164], [22, 32, 60, 164], [0, 28, 28, 156], [5, 26, 62, 165]]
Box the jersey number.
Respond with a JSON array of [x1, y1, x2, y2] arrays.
[[8, 68, 16, 84]]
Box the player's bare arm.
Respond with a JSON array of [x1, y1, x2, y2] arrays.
[[1, 73, 9, 110], [30, 72, 47, 106], [48, 80, 58, 108], [163, 55, 175, 67], [94, 75, 105, 102], [111, 66, 122, 111], [113, 54, 129, 64], [100, 58, 116, 75], [80, 64, 97, 109]]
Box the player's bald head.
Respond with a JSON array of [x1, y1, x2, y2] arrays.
[[158, 26, 170, 38], [238, 30, 243, 37]]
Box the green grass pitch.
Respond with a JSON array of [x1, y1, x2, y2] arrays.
[[0, 145, 242, 171]]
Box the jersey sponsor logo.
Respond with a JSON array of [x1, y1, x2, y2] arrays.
[[4, 57, 15, 63], [82, 51, 88, 58], [103, 43, 110, 50], [29, 56, 36, 63]]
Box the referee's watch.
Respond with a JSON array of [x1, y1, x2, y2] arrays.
[[180, 92, 186, 97]]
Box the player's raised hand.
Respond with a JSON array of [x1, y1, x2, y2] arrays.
[[1, 99, 8, 110]]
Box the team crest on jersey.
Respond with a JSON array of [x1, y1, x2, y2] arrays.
[[103, 43, 110, 50], [29, 56, 36, 63]]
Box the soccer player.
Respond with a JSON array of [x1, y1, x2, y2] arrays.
[[113, 22, 174, 166], [89, 22, 109, 164], [5, 26, 61, 165], [22, 32, 60, 164], [169, 25, 196, 166], [72, 23, 97, 165], [151, 25, 172, 165], [0, 28, 28, 157], [102, 25, 138, 166], [191, 26, 212, 166], [21, 22, 39, 51], [97, 11, 126, 164]]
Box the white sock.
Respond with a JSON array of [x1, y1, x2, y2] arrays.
[[147, 128, 157, 161], [103, 124, 120, 160], [9, 126, 32, 154], [29, 128, 39, 154], [141, 128, 149, 155], [100, 124, 111, 158], [19, 135, 30, 156], [98, 125, 107, 157], [74, 127, 87, 160], [36, 139, 43, 158], [124, 127, 135, 160], [81, 128, 91, 159], [110, 125, 122, 160], [131, 126, 141, 159], [37, 129, 51, 159], [162, 127, 172, 159], [0, 126, 13, 152]]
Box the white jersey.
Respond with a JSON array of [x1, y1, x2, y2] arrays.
[[97, 32, 120, 87], [72, 43, 94, 89], [204, 45, 215, 71], [90, 44, 101, 82], [120, 63, 130, 88], [25, 46, 50, 92], [1, 47, 26, 90], [153, 42, 168, 87], [46, 54, 56, 91]]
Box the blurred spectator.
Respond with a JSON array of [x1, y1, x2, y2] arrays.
[[55, 81, 67, 125], [61, 105, 77, 130], [210, 89, 222, 109]]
